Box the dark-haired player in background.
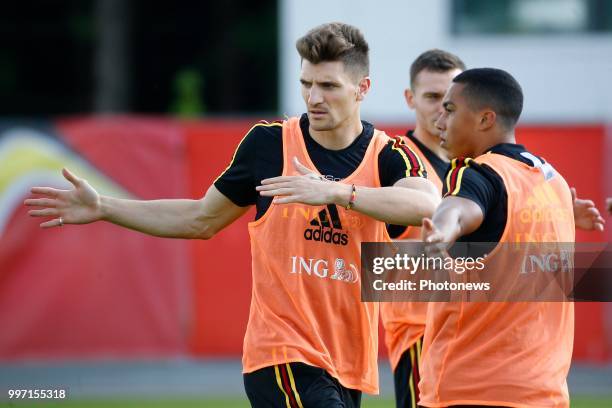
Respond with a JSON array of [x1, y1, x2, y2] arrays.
[[382, 49, 465, 408]]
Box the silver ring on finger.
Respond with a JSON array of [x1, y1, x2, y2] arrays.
[[58, 217, 64, 227]]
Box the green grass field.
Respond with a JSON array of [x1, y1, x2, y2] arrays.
[[3, 396, 612, 408]]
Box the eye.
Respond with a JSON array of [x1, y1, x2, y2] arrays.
[[300, 80, 312, 88]]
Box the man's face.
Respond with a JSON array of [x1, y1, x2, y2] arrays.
[[406, 68, 462, 138], [435, 82, 480, 159], [300, 60, 365, 132]]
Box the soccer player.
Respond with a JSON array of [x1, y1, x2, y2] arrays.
[[383, 49, 605, 408], [381, 49, 465, 408], [420, 68, 575, 407], [24, 23, 439, 408]]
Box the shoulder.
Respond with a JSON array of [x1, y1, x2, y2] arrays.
[[246, 120, 283, 139], [379, 135, 427, 177], [444, 157, 504, 198], [237, 120, 283, 152]]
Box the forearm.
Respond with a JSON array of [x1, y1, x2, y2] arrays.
[[330, 184, 439, 226], [428, 196, 484, 243], [100, 196, 209, 239]]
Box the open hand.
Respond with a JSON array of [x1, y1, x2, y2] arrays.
[[256, 157, 347, 206], [24, 168, 102, 228], [571, 188, 605, 232], [421, 218, 451, 260]]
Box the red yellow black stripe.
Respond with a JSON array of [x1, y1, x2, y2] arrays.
[[407, 337, 423, 408], [444, 157, 473, 197], [274, 364, 303, 408], [391, 136, 426, 178]]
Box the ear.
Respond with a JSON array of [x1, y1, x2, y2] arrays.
[[356, 77, 371, 101], [404, 88, 416, 109], [478, 110, 496, 131]]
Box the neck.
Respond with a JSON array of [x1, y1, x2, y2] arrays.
[[309, 115, 364, 150], [475, 130, 516, 156], [412, 125, 448, 162]]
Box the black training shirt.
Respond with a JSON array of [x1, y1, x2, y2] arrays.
[[214, 114, 427, 220]]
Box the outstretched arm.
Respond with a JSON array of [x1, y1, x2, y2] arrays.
[[256, 157, 440, 226], [421, 196, 484, 247], [25, 168, 249, 239]]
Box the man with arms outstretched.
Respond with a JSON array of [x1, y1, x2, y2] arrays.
[[420, 68, 575, 407], [384, 50, 604, 408], [25, 23, 439, 408]]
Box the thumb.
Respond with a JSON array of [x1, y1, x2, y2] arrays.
[[570, 187, 576, 202], [421, 218, 434, 240], [293, 157, 313, 175], [62, 168, 81, 188]]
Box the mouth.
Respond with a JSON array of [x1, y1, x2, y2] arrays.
[[309, 110, 327, 117]]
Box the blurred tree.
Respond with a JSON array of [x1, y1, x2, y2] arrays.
[[170, 68, 205, 117], [131, 0, 278, 114], [94, 0, 130, 112], [0, 1, 94, 115], [0, 0, 278, 115]]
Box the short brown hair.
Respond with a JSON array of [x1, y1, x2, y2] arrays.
[[410, 49, 466, 88], [296, 22, 369, 78]]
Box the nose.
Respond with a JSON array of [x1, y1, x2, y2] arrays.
[[308, 87, 323, 105], [435, 112, 446, 131]]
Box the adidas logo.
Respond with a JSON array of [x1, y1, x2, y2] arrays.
[[303, 205, 349, 246]]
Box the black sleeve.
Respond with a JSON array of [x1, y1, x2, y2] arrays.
[[213, 123, 282, 206], [441, 158, 501, 217], [378, 137, 428, 187]]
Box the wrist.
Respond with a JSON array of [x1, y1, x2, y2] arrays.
[[332, 183, 353, 207], [98, 195, 110, 221]]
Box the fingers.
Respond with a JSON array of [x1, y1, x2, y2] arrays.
[[421, 218, 434, 240], [273, 196, 301, 204], [576, 199, 596, 208], [30, 187, 63, 197], [62, 167, 81, 188], [258, 188, 294, 197], [40, 218, 64, 229], [585, 207, 600, 216], [421, 218, 444, 244], [425, 231, 445, 244], [256, 182, 294, 191], [594, 214, 605, 232], [293, 157, 314, 175], [570, 187, 576, 202], [28, 208, 60, 217], [24, 198, 57, 208], [261, 173, 323, 186], [260, 176, 296, 185]]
